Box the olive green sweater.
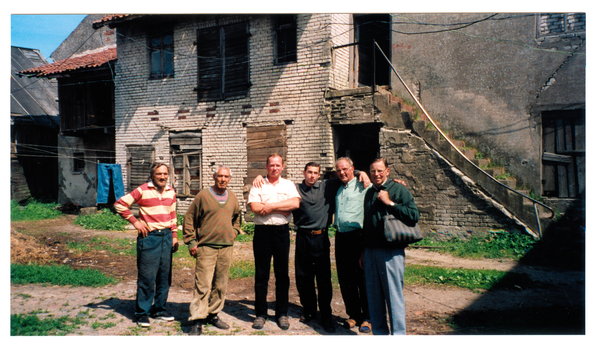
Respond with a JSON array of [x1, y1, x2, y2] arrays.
[[183, 188, 242, 249]]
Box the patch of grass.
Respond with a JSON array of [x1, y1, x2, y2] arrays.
[[229, 260, 255, 279], [67, 236, 137, 256], [11, 199, 62, 221], [91, 321, 117, 330], [413, 232, 538, 260], [74, 209, 129, 231], [11, 263, 119, 287], [405, 264, 530, 291], [11, 313, 88, 336]]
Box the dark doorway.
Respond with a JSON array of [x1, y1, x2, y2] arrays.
[[354, 14, 391, 87], [332, 123, 381, 173], [541, 109, 585, 198]]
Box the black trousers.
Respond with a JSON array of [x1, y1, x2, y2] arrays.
[[295, 229, 333, 319], [335, 229, 370, 322], [253, 224, 290, 318]]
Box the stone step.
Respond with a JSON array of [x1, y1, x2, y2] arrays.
[[475, 158, 490, 167], [498, 178, 517, 190], [484, 167, 505, 177], [461, 148, 477, 160]]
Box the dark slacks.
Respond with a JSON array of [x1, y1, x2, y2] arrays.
[[295, 229, 333, 319], [253, 224, 290, 318], [135, 228, 172, 318], [335, 229, 370, 323]]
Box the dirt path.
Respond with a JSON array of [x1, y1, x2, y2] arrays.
[[10, 216, 585, 335]]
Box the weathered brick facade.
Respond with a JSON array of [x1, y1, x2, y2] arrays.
[[112, 14, 350, 213]]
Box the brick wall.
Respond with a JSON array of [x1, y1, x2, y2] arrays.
[[113, 14, 352, 213]]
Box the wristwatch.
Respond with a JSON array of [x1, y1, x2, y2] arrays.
[[389, 202, 395, 207]]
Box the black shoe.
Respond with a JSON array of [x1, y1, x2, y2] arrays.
[[252, 316, 267, 329], [137, 316, 150, 328], [277, 316, 290, 330], [299, 314, 315, 323], [321, 317, 336, 333], [151, 312, 174, 321], [208, 314, 230, 330], [189, 320, 202, 335]]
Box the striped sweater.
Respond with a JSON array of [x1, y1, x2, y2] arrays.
[[114, 181, 178, 237]]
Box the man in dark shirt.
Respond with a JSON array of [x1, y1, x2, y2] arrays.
[[292, 162, 339, 333], [253, 162, 369, 333]]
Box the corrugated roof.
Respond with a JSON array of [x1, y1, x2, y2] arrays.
[[19, 46, 117, 77], [11, 46, 58, 116]]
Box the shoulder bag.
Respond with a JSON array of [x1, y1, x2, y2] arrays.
[[383, 209, 423, 244]]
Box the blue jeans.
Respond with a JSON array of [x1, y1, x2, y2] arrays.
[[363, 247, 406, 335], [135, 228, 173, 318], [96, 163, 125, 204]]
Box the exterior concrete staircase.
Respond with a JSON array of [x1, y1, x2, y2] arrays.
[[374, 88, 555, 236]]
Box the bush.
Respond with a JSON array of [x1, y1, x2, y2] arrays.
[[74, 209, 129, 231], [11, 199, 62, 221]]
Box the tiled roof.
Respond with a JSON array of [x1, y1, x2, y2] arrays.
[[19, 47, 117, 77], [92, 14, 140, 29]]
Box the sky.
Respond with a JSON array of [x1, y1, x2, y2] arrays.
[[11, 14, 87, 62]]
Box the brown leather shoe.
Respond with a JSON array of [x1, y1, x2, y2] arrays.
[[277, 316, 290, 330], [208, 314, 230, 330], [189, 320, 202, 335], [343, 318, 357, 329], [252, 316, 267, 330]]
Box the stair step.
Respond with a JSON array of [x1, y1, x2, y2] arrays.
[[498, 178, 517, 190], [462, 148, 477, 160], [451, 139, 465, 148], [484, 167, 505, 177], [475, 158, 490, 167]]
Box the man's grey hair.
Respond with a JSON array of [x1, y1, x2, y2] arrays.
[[335, 157, 353, 167], [148, 162, 169, 181], [213, 165, 232, 176]]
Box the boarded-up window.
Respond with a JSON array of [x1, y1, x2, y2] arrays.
[[127, 145, 154, 192], [245, 125, 287, 186], [197, 22, 250, 101], [541, 109, 585, 198], [170, 132, 201, 197]]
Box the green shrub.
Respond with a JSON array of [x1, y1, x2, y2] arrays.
[[11, 199, 62, 221], [74, 209, 129, 231], [11, 263, 119, 287]]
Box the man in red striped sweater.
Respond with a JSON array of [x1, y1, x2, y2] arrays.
[[115, 162, 179, 328]]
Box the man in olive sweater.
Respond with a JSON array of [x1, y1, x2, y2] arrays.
[[183, 166, 242, 335]]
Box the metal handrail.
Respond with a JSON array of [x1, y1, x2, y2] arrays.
[[373, 41, 554, 237]]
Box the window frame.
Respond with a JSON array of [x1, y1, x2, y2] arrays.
[[197, 22, 250, 102], [148, 30, 175, 79], [273, 15, 297, 65]]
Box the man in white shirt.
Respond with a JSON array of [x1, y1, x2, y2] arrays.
[[247, 153, 301, 331]]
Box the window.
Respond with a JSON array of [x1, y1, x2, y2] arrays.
[[126, 145, 154, 192], [170, 132, 201, 197], [197, 22, 250, 101], [541, 109, 585, 198], [273, 15, 297, 64], [537, 13, 585, 39], [73, 152, 85, 173], [149, 31, 174, 79]]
